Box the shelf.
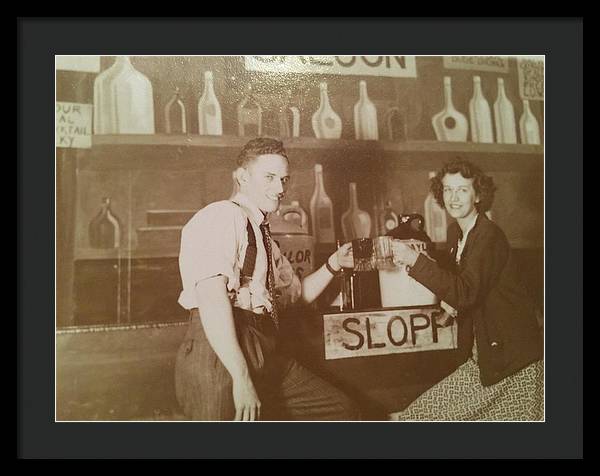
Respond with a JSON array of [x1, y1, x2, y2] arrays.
[[81, 135, 543, 173], [92, 135, 543, 155], [382, 140, 543, 155], [91, 134, 382, 151]]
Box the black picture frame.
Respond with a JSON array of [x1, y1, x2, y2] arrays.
[[18, 17, 582, 459]]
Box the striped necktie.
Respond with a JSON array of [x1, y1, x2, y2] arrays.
[[260, 219, 279, 329]]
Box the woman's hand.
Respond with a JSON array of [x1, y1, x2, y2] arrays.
[[329, 242, 354, 270], [391, 240, 419, 267]]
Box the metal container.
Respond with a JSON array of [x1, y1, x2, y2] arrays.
[[270, 205, 315, 280]]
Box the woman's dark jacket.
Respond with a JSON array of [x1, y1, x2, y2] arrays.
[[409, 213, 543, 386]]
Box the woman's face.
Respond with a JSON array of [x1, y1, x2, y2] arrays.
[[442, 173, 480, 221]]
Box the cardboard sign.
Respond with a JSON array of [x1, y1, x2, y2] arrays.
[[443, 56, 509, 73], [323, 306, 457, 360], [245, 56, 417, 78], [56, 102, 93, 149], [517, 57, 544, 101]]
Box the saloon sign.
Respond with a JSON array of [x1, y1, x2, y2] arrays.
[[323, 306, 457, 360], [245, 56, 417, 78]]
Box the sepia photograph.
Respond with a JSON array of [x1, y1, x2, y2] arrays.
[[55, 54, 545, 423]]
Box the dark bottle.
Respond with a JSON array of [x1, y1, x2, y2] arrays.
[[89, 197, 122, 248]]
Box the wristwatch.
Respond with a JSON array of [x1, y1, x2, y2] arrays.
[[325, 259, 342, 276]]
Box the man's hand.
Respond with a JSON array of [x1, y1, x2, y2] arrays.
[[232, 375, 261, 421], [329, 242, 354, 270]]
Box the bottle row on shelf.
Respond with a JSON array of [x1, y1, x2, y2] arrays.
[[432, 76, 541, 145], [92, 57, 542, 145]]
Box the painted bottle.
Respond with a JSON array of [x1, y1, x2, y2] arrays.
[[424, 171, 447, 243], [354, 80, 379, 140], [341, 182, 372, 241], [311, 82, 342, 139], [381, 200, 399, 234], [89, 197, 122, 249], [519, 99, 541, 145], [164, 87, 187, 134], [469, 76, 494, 143], [493, 78, 517, 144], [309, 164, 335, 243], [431, 76, 469, 142], [94, 56, 155, 134], [198, 71, 223, 135]]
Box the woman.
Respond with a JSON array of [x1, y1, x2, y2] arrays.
[[389, 159, 543, 421]]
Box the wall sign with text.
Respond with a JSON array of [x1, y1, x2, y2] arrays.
[[517, 58, 544, 101], [443, 56, 509, 73], [56, 102, 93, 149], [323, 306, 458, 360], [244, 56, 417, 78]]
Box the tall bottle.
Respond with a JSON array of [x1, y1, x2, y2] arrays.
[[164, 87, 187, 134], [341, 182, 372, 241], [431, 76, 469, 142], [237, 84, 262, 136], [519, 99, 541, 145], [309, 164, 335, 243], [93, 56, 127, 134], [198, 70, 223, 135], [354, 80, 378, 140], [311, 82, 342, 139], [94, 56, 155, 134], [290, 106, 300, 137], [381, 200, 399, 234], [493, 78, 517, 144], [468, 76, 494, 143], [424, 172, 447, 243], [89, 197, 122, 249]]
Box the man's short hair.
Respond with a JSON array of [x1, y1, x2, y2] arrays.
[[237, 137, 289, 168]]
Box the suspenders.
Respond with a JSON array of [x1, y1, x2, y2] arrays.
[[230, 201, 257, 280]]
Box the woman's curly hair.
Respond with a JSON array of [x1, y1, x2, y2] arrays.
[[430, 158, 497, 213]]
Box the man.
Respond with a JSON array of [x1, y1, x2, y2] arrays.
[[175, 137, 359, 421]]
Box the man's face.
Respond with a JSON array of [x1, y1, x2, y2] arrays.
[[238, 153, 290, 213]]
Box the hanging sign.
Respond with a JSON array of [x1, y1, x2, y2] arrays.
[[517, 57, 544, 101], [56, 102, 93, 149], [55, 55, 101, 73], [244, 56, 417, 78], [443, 56, 509, 73], [323, 306, 458, 360]]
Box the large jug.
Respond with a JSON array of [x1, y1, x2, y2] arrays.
[[94, 56, 155, 134], [270, 205, 315, 280]]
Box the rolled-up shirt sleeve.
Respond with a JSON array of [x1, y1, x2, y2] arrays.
[[178, 202, 244, 309]]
